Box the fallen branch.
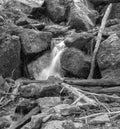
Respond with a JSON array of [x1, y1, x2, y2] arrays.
[[9, 106, 41, 129], [61, 83, 97, 106], [88, 4, 112, 79], [64, 78, 120, 87]]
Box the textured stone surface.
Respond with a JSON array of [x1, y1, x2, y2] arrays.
[[61, 48, 91, 78], [97, 33, 120, 79], [27, 51, 50, 79], [20, 29, 52, 54], [45, 0, 66, 22], [0, 35, 21, 78], [64, 31, 93, 54]]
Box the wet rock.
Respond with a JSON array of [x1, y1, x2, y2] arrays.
[[42, 120, 83, 129], [45, 0, 66, 23], [20, 29, 52, 54], [27, 51, 50, 79], [37, 97, 61, 111], [15, 99, 38, 115], [64, 31, 93, 54], [61, 48, 91, 79], [97, 33, 120, 79], [0, 35, 21, 79], [67, 0, 97, 31]]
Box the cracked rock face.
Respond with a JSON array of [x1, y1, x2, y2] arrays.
[[20, 29, 52, 54], [97, 33, 120, 79], [61, 47, 91, 79]]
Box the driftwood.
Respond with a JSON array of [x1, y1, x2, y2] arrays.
[[64, 79, 120, 87], [88, 4, 112, 79], [9, 106, 41, 129], [61, 83, 96, 105]]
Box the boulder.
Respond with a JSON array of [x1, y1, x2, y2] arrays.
[[61, 48, 91, 78], [20, 29, 52, 54], [67, 0, 97, 31], [42, 120, 83, 129], [43, 24, 69, 37], [0, 35, 21, 79], [97, 33, 120, 79], [64, 31, 93, 54], [27, 51, 50, 79], [45, 0, 66, 23]]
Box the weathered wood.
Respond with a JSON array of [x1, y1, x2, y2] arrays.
[[88, 4, 112, 79], [90, 0, 120, 4], [64, 79, 120, 87], [9, 106, 41, 129]]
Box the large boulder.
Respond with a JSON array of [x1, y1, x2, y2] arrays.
[[67, 0, 98, 31], [27, 51, 50, 79], [61, 48, 91, 79], [20, 29, 52, 54], [64, 31, 93, 54], [45, 0, 66, 23], [0, 35, 21, 79], [97, 33, 120, 79]]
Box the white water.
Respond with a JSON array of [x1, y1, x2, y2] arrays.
[[39, 41, 65, 80]]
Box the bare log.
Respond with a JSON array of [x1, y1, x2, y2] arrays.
[[64, 79, 120, 87], [9, 106, 41, 129], [88, 4, 112, 79]]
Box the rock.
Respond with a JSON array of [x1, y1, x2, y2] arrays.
[[45, 0, 66, 23], [20, 29, 52, 54], [15, 99, 38, 115], [64, 31, 93, 54], [0, 35, 21, 79], [0, 117, 11, 129], [61, 48, 91, 78], [67, 0, 97, 31], [27, 51, 50, 79], [89, 114, 110, 124], [15, 16, 40, 26], [97, 33, 120, 79], [37, 97, 61, 111], [42, 120, 83, 129], [21, 122, 32, 129], [20, 82, 61, 99], [43, 24, 69, 37]]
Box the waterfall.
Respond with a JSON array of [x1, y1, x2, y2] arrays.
[[39, 41, 65, 80]]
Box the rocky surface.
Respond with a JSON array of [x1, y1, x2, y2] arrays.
[[1, 0, 120, 129], [97, 33, 120, 79], [20, 29, 52, 54], [61, 48, 91, 78], [0, 34, 21, 79], [27, 51, 50, 79]]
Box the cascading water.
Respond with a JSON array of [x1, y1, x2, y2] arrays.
[[39, 40, 65, 80]]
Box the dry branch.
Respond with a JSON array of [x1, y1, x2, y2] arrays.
[[61, 83, 97, 105], [88, 4, 112, 79], [9, 106, 41, 129]]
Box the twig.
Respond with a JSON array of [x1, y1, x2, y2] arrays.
[[79, 110, 120, 120], [88, 4, 112, 79], [93, 95, 111, 113]]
